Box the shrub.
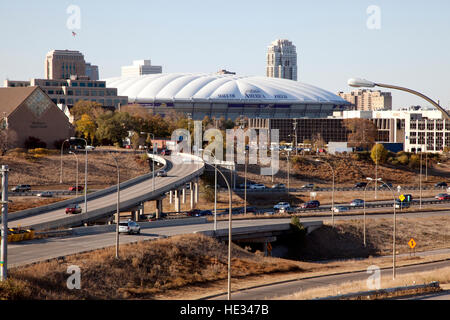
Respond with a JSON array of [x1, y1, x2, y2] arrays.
[[29, 148, 50, 155], [24, 136, 46, 149], [397, 154, 409, 165]]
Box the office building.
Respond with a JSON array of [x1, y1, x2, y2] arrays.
[[0, 87, 74, 148], [85, 63, 99, 81], [121, 60, 162, 77], [266, 39, 298, 81], [45, 49, 100, 81], [338, 89, 392, 111]]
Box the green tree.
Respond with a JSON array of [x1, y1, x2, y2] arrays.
[[71, 100, 105, 122], [371, 144, 388, 164], [95, 112, 136, 144], [75, 114, 96, 144]]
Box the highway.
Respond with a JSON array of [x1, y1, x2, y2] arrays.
[[8, 154, 204, 230]]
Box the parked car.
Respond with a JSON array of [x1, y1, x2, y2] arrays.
[[12, 184, 31, 192], [435, 182, 448, 188], [37, 191, 53, 198], [119, 220, 141, 234], [161, 149, 171, 156], [69, 186, 84, 192], [300, 183, 314, 189], [437, 194, 450, 201], [350, 199, 365, 207], [300, 200, 320, 209], [65, 204, 82, 214], [271, 183, 286, 189], [249, 184, 266, 190], [354, 182, 368, 188], [274, 202, 291, 210], [157, 170, 167, 177], [333, 206, 349, 213], [435, 193, 448, 199]]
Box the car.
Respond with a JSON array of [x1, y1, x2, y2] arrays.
[[36, 191, 53, 198], [119, 220, 141, 234], [437, 194, 450, 201], [394, 200, 411, 209], [300, 183, 314, 189], [249, 184, 266, 190], [300, 200, 320, 209], [435, 182, 448, 188], [350, 199, 365, 207], [69, 186, 84, 192], [354, 182, 368, 188], [157, 170, 167, 177], [125, 145, 132, 149], [274, 202, 290, 210], [271, 183, 286, 189], [160, 149, 171, 156], [435, 193, 448, 199], [333, 206, 349, 213], [199, 210, 213, 216], [65, 204, 82, 214], [12, 184, 31, 192], [379, 182, 393, 190], [187, 209, 202, 217], [85, 145, 95, 151]]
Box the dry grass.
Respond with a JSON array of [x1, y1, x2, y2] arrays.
[[0, 234, 303, 299], [277, 266, 450, 300]]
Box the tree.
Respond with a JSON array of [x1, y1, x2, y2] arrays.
[[371, 143, 388, 165], [311, 133, 326, 151], [71, 100, 106, 122], [75, 114, 96, 144], [344, 118, 378, 151], [95, 112, 136, 145]]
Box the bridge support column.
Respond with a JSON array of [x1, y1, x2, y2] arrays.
[[174, 189, 181, 213], [190, 182, 194, 209], [169, 190, 173, 204], [155, 199, 163, 219], [182, 188, 186, 204], [194, 179, 199, 204]]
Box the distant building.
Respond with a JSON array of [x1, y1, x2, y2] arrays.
[[4, 77, 128, 110], [121, 60, 162, 77], [266, 39, 298, 81], [85, 63, 99, 81], [0, 87, 74, 148], [338, 89, 392, 111]]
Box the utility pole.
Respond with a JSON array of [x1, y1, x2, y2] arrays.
[[1, 165, 9, 281], [293, 119, 298, 155]]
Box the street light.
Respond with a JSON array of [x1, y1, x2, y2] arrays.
[[108, 153, 120, 259], [141, 132, 156, 192], [68, 151, 79, 198], [59, 138, 70, 184], [348, 78, 450, 119], [364, 177, 382, 247], [203, 149, 233, 300], [69, 137, 88, 215], [244, 150, 247, 216], [368, 177, 397, 279], [315, 158, 335, 227]]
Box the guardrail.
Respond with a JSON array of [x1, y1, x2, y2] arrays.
[[19, 153, 205, 231], [226, 185, 450, 193]]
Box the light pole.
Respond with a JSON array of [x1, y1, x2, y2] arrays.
[[141, 132, 155, 192], [244, 150, 247, 216], [69, 137, 88, 214], [286, 150, 290, 199], [364, 178, 382, 247], [59, 138, 70, 184], [203, 149, 233, 300], [348, 78, 450, 120], [108, 153, 120, 259], [68, 151, 79, 198], [315, 159, 335, 227]]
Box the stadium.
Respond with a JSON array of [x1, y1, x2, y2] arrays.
[[105, 73, 351, 120]]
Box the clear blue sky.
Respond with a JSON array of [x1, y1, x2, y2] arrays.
[[1, 0, 449, 109]]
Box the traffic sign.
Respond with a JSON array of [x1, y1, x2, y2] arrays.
[[408, 238, 417, 249], [399, 194, 405, 202]]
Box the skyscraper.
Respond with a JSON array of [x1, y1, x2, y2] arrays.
[[121, 60, 162, 77], [266, 39, 298, 81], [45, 50, 86, 80]]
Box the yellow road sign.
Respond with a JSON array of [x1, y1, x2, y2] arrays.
[[408, 238, 417, 249], [399, 194, 405, 202]]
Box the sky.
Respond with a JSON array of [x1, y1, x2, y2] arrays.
[[1, 0, 449, 109]]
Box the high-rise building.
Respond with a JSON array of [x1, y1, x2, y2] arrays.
[[338, 89, 392, 111], [121, 60, 162, 77], [266, 39, 298, 81], [85, 63, 99, 81], [45, 50, 86, 80]]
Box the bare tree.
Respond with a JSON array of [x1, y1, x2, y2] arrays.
[[343, 118, 378, 151]]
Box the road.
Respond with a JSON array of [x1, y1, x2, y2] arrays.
[[208, 259, 450, 300], [8, 155, 203, 229]]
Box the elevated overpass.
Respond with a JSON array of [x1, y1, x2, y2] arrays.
[[6, 153, 205, 231]]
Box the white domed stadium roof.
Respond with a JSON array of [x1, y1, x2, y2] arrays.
[[104, 73, 349, 105]]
